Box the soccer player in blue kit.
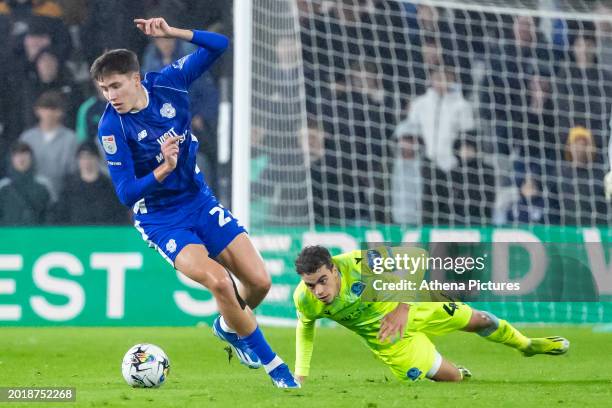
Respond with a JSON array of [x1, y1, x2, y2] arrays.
[[91, 17, 300, 388]]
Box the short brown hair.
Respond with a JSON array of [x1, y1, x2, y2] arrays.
[[90, 49, 140, 81], [35, 90, 65, 110], [295, 246, 334, 275]]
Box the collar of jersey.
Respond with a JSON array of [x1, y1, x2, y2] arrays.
[[129, 87, 150, 114]]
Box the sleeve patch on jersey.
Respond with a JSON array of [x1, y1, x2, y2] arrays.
[[101, 135, 117, 154], [172, 55, 189, 70]]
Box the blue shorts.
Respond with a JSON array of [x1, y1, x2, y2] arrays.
[[133, 197, 247, 266]]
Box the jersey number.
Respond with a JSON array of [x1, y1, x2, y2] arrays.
[[209, 206, 231, 227], [443, 302, 459, 316]]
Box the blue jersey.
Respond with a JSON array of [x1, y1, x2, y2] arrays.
[[97, 31, 229, 215]]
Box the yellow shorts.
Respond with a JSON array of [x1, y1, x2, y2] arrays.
[[377, 301, 473, 381]]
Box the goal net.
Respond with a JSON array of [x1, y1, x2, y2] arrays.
[[249, 0, 612, 229], [246, 0, 612, 323]]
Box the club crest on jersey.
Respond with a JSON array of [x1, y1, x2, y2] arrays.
[[166, 239, 177, 254], [101, 135, 117, 154], [137, 129, 148, 141], [160, 103, 176, 119], [351, 281, 365, 296]]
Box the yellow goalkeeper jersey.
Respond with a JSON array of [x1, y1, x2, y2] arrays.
[[293, 248, 426, 377]]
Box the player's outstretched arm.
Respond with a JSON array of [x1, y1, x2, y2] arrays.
[[134, 17, 194, 42], [134, 17, 229, 89], [295, 317, 316, 385]]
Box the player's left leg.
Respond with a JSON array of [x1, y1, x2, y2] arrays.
[[380, 332, 471, 382], [429, 359, 471, 382], [463, 309, 570, 356], [216, 232, 271, 309], [194, 201, 274, 371]]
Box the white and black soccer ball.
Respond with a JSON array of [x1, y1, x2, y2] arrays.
[[121, 343, 170, 388]]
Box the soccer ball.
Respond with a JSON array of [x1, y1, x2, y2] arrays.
[[121, 343, 170, 388]]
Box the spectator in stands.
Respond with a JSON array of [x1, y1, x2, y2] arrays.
[[344, 60, 395, 223], [0, 141, 51, 225], [19, 90, 77, 200], [595, 3, 612, 68], [401, 65, 474, 225], [481, 14, 555, 152], [557, 24, 612, 155], [407, 4, 472, 96], [301, 121, 345, 225], [508, 72, 559, 169], [405, 65, 475, 173], [506, 163, 549, 225], [391, 120, 423, 225], [557, 127, 607, 226], [51, 141, 128, 225], [80, 0, 147, 65], [2, 0, 72, 61], [21, 47, 81, 128], [75, 86, 106, 143], [450, 135, 496, 226]]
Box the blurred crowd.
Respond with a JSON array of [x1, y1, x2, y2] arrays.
[[3, 0, 612, 229], [0, 0, 229, 226], [251, 0, 612, 227]]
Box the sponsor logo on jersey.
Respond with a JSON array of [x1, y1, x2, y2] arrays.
[[160, 103, 176, 118], [107, 161, 122, 166], [137, 129, 148, 141], [156, 127, 188, 146], [166, 239, 177, 254], [101, 135, 117, 154]]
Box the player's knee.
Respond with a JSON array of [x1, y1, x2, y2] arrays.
[[208, 275, 236, 298], [475, 311, 499, 336], [252, 272, 271, 295], [200, 268, 234, 298]]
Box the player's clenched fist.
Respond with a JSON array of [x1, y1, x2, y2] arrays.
[[134, 17, 174, 38], [161, 136, 180, 170]]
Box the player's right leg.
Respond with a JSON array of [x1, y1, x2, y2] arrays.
[[463, 309, 570, 357], [175, 244, 300, 388]]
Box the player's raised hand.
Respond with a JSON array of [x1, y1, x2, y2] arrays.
[[134, 17, 174, 38], [377, 303, 409, 343], [161, 136, 180, 170]]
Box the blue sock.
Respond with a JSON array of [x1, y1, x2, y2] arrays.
[[242, 326, 276, 365]]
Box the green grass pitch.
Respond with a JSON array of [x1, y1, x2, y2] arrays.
[[0, 326, 610, 407]]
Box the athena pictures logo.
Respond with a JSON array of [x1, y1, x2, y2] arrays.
[[160, 103, 176, 119], [165, 239, 177, 254]]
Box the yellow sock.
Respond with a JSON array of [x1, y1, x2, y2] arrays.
[[484, 319, 530, 351]]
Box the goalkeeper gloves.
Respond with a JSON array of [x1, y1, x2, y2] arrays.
[[605, 171, 612, 201]]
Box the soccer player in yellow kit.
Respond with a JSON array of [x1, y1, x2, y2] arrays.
[[293, 246, 569, 383]]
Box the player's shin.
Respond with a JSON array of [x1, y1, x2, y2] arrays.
[[477, 312, 530, 351]]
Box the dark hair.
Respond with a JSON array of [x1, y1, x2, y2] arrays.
[[90, 49, 140, 81], [77, 141, 100, 158], [35, 90, 65, 110], [295, 245, 334, 275], [10, 141, 33, 155]]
